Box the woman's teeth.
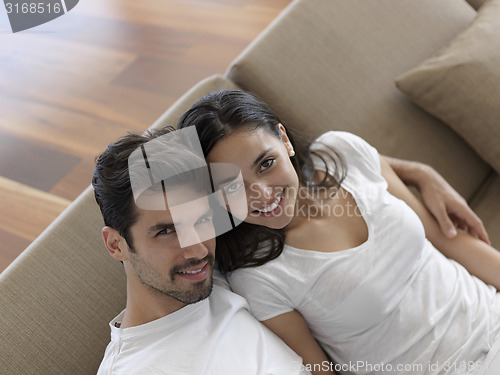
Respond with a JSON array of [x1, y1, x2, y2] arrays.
[[257, 191, 283, 213]]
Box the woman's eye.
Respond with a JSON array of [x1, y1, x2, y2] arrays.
[[224, 182, 243, 194], [195, 216, 213, 226], [259, 158, 275, 173]]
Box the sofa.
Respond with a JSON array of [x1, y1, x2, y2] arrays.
[[1, 0, 499, 373]]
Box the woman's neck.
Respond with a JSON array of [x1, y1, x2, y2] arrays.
[[285, 185, 322, 232]]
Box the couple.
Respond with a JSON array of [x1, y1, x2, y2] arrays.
[[94, 90, 500, 375]]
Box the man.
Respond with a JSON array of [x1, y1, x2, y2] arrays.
[[92, 125, 489, 375]]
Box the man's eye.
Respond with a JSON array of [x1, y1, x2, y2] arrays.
[[157, 228, 175, 236], [224, 182, 243, 194], [259, 158, 275, 172]]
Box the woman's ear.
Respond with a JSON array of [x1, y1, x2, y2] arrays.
[[277, 123, 294, 156], [102, 226, 129, 262], [277, 123, 289, 142]]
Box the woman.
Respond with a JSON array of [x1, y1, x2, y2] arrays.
[[177, 90, 500, 375]]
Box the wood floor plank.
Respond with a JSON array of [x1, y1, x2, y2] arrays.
[[49, 159, 96, 201], [0, 133, 80, 192], [0, 94, 156, 160], [46, 15, 193, 63], [0, 61, 174, 134], [0, 227, 31, 273], [73, 0, 284, 40], [111, 56, 220, 97], [0, 34, 136, 82], [0, 176, 71, 241]]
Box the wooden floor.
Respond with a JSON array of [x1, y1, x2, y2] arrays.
[[0, 0, 291, 273]]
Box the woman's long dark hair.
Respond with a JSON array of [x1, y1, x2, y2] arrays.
[[178, 90, 346, 274]]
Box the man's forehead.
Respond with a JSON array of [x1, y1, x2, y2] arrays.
[[135, 182, 209, 208], [164, 183, 211, 206], [128, 127, 208, 210], [135, 185, 211, 224], [134, 203, 173, 226]]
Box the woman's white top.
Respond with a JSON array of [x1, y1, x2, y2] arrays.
[[228, 131, 500, 375]]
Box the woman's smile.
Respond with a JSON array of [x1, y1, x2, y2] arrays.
[[252, 188, 285, 216]]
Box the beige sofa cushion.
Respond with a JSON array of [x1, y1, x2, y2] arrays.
[[396, 0, 500, 175], [0, 74, 239, 375], [467, 0, 490, 10], [227, 0, 490, 200], [471, 173, 500, 248]]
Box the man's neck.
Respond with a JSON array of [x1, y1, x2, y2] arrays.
[[119, 279, 186, 329]]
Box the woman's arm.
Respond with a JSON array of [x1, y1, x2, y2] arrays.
[[263, 310, 336, 375], [380, 156, 500, 290], [382, 155, 490, 244]]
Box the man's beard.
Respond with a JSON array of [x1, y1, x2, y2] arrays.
[[130, 253, 216, 305], [165, 273, 214, 304]]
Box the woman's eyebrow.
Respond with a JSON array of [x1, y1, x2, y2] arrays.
[[251, 148, 272, 168]]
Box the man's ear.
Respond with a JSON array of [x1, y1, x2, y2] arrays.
[[102, 226, 129, 262]]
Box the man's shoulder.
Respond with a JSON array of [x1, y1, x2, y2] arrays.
[[209, 271, 251, 314], [98, 362, 172, 375]]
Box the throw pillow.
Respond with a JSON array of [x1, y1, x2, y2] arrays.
[[396, 0, 500, 174]]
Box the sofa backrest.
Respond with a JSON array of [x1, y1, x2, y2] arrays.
[[226, 0, 491, 200]]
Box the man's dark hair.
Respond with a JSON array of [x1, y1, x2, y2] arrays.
[[92, 126, 177, 251]]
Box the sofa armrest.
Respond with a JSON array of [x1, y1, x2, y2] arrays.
[[0, 186, 125, 375]]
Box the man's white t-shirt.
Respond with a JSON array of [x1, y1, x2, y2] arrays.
[[97, 275, 310, 375], [228, 131, 500, 375]]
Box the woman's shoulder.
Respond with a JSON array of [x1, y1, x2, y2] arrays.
[[311, 131, 381, 176], [228, 256, 284, 285], [227, 259, 297, 321], [312, 131, 372, 152], [227, 254, 295, 298]]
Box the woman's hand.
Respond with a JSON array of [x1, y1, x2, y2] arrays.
[[382, 156, 490, 244]]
